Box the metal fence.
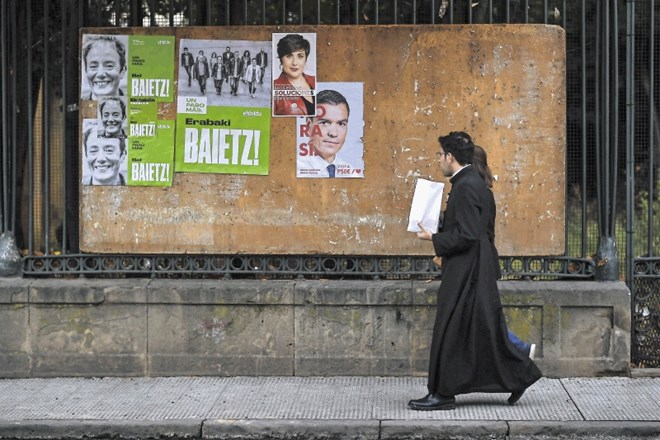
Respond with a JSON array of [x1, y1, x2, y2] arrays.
[[0, 0, 658, 367]]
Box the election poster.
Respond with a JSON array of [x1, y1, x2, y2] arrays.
[[271, 33, 317, 117], [80, 34, 176, 187], [81, 118, 128, 186], [175, 39, 271, 175], [296, 82, 364, 179]]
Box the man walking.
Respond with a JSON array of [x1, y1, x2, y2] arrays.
[[255, 48, 268, 84], [228, 50, 242, 96], [194, 50, 209, 94], [180, 47, 194, 87], [409, 131, 541, 411]]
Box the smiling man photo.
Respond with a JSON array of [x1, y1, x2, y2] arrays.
[[297, 87, 364, 179]]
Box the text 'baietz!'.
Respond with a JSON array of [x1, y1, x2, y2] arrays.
[[184, 128, 261, 166]]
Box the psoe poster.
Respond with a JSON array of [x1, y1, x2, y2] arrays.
[[296, 82, 364, 179], [175, 38, 271, 175]]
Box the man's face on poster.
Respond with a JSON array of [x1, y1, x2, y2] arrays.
[[84, 40, 125, 97], [85, 136, 125, 185], [308, 102, 349, 162], [100, 100, 124, 137]]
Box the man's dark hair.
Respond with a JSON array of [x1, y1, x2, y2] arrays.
[[277, 34, 311, 60], [99, 97, 126, 119], [438, 131, 474, 165], [317, 89, 350, 116], [82, 35, 127, 71]]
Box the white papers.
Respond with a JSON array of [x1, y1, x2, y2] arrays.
[[407, 178, 445, 233]]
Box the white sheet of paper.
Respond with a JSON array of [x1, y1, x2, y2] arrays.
[[407, 178, 445, 233]]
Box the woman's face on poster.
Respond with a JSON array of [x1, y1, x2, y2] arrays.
[[85, 136, 125, 185], [281, 49, 308, 80], [85, 40, 125, 97], [100, 100, 124, 137]]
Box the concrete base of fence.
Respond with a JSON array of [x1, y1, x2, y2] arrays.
[[0, 278, 630, 378]]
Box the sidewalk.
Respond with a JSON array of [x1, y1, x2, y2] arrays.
[[0, 376, 659, 439]]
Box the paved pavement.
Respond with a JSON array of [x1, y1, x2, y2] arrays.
[[0, 376, 659, 439]]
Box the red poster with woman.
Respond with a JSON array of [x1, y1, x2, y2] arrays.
[[271, 33, 317, 117]]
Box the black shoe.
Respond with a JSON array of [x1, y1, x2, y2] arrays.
[[408, 393, 455, 411], [508, 388, 526, 406]]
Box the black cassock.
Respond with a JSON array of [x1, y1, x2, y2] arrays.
[[428, 166, 541, 396]]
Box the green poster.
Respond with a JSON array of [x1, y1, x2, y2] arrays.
[[174, 38, 271, 175], [175, 103, 270, 174], [126, 35, 176, 186]]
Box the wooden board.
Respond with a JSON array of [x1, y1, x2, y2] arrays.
[[80, 25, 566, 256]]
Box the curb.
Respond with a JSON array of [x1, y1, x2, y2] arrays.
[[0, 420, 201, 439], [1, 419, 660, 440], [203, 419, 380, 440], [508, 420, 660, 438], [381, 420, 509, 439]]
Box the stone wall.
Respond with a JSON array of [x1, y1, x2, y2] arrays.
[[0, 279, 630, 378]]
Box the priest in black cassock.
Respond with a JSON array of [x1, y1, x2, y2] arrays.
[[409, 131, 542, 411]]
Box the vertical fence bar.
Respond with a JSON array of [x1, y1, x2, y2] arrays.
[[602, 0, 611, 240], [581, 0, 587, 257], [524, 0, 528, 23], [10, 0, 17, 233], [115, 0, 121, 26], [595, 2, 602, 237], [261, 0, 265, 24], [43, 0, 51, 254], [626, 0, 635, 287], [61, 0, 68, 253], [150, 0, 156, 26], [27, 0, 34, 254], [649, 0, 655, 257], [131, 0, 139, 26], [0, 0, 6, 232], [169, 0, 174, 26], [610, 0, 619, 234], [603, 0, 610, 239]]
